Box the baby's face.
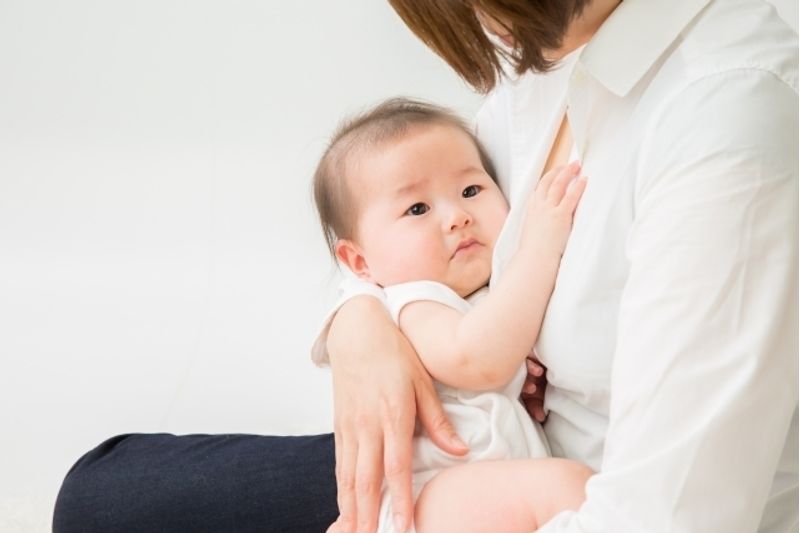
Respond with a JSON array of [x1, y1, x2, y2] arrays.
[[347, 123, 508, 297]]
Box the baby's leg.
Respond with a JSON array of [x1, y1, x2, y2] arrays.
[[414, 458, 592, 533]]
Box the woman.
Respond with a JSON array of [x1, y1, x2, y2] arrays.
[[323, 0, 797, 532], [53, 1, 797, 532]]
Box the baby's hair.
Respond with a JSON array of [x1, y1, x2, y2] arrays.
[[313, 97, 497, 258]]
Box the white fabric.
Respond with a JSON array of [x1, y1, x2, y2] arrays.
[[483, 1, 798, 531], [374, 280, 550, 533], [383, 280, 475, 323], [312, 0, 799, 531]]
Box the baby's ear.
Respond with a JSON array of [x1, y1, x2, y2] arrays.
[[335, 239, 373, 282]]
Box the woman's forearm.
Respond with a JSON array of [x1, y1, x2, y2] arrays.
[[326, 292, 467, 533], [327, 294, 397, 362]]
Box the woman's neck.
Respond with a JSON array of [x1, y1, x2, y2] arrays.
[[553, 0, 622, 59]]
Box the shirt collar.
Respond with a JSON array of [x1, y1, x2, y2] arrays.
[[577, 0, 711, 97]]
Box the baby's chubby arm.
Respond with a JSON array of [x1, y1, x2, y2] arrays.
[[399, 163, 586, 391]]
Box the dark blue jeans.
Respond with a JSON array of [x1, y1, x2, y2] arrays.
[[53, 433, 338, 533]]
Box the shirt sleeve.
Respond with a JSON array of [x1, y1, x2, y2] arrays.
[[309, 268, 388, 367], [383, 280, 471, 324], [539, 71, 798, 531]]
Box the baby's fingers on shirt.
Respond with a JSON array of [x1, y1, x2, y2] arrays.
[[546, 161, 582, 204], [535, 163, 566, 198], [559, 175, 588, 213], [416, 377, 469, 457]]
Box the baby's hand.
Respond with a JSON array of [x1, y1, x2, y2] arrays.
[[520, 161, 586, 257]]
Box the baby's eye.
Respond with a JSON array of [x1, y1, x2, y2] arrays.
[[405, 203, 430, 216], [462, 185, 482, 198]]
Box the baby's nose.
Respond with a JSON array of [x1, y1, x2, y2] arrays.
[[448, 209, 472, 231]]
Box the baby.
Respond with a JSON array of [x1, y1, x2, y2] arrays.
[[313, 98, 591, 532]]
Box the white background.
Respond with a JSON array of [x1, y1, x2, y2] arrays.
[[0, 1, 795, 530]]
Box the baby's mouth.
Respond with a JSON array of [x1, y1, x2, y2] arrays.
[[452, 238, 481, 258]]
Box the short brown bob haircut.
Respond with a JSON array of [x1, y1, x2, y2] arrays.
[[388, 0, 590, 93], [313, 97, 497, 258]]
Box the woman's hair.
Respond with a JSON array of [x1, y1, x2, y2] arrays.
[[313, 97, 496, 258], [388, 0, 590, 93]]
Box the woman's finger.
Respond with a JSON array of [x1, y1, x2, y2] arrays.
[[415, 375, 468, 455], [335, 426, 359, 533], [522, 381, 537, 395], [525, 357, 544, 377], [521, 387, 545, 420], [334, 427, 343, 485], [525, 398, 548, 423], [326, 517, 341, 533], [382, 397, 416, 533], [354, 431, 384, 533]]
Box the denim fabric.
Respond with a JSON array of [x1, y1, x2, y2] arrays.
[[53, 433, 338, 533]]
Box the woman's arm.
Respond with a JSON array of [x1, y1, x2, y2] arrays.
[[538, 71, 798, 533], [398, 163, 585, 390], [326, 295, 469, 533]]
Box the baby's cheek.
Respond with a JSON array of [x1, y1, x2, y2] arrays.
[[365, 227, 449, 286], [393, 254, 444, 284]]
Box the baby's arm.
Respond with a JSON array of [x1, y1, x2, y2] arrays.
[[414, 458, 593, 533], [399, 162, 585, 390]]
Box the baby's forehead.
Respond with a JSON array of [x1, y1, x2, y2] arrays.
[[361, 119, 473, 153], [340, 122, 489, 220]]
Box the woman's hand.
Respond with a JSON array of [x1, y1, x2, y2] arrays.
[[326, 295, 469, 533], [521, 354, 548, 423]]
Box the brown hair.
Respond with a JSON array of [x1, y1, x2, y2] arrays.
[[313, 97, 496, 258], [388, 0, 589, 93]]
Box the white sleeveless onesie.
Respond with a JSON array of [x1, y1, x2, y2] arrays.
[[376, 280, 550, 533]]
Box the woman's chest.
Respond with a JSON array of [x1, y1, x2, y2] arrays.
[[536, 146, 636, 405], [492, 91, 649, 409]]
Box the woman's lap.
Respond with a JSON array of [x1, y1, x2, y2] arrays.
[[52, 432, 338, 533]]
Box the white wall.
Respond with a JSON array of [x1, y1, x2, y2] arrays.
[[0, 1, 481, 529], [0, 1, 795, 530]]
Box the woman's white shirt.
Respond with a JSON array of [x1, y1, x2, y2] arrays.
[[313, 0, 798, 531]]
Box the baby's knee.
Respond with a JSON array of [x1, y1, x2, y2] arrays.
[[414, 461, 540, 533], [538, 458, 594, 515]]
